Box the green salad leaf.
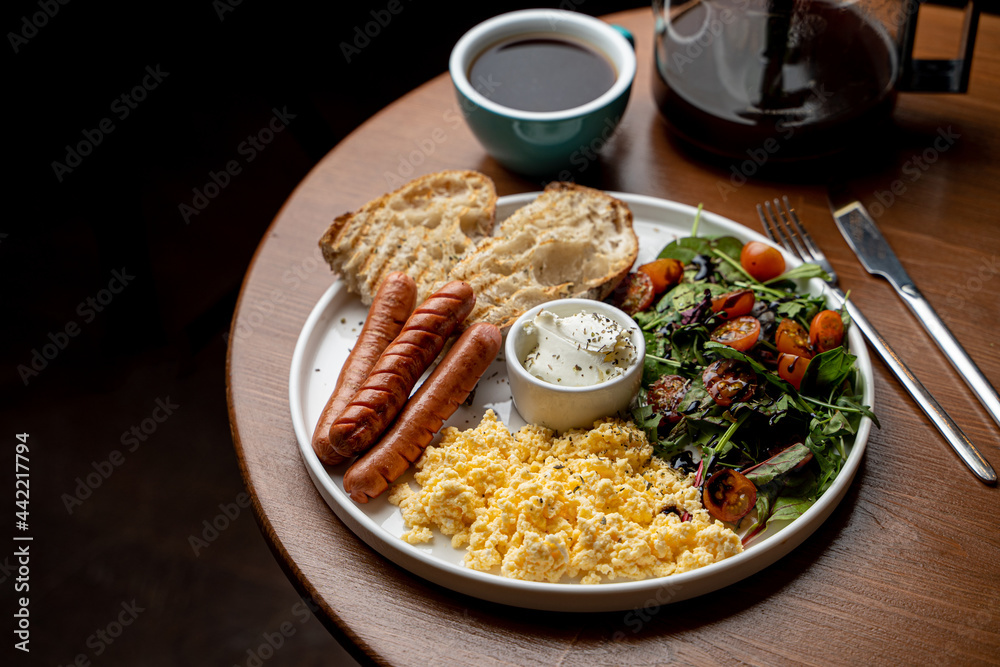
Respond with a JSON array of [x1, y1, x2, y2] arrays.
[[628, 227, 876, 546]]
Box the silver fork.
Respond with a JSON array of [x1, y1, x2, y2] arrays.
[[758, 197, 996, 486]]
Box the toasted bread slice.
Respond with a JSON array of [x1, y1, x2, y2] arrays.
[[446, 182, 637, 331], [319, 170, 497, 304]]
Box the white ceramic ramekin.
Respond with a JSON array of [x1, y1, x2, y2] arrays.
[[504, 298, 645, 432]]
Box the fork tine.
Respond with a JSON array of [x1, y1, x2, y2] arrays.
[[756, 197, 839, 285], [763, 200, 802, 260], [780, 197, 839, 283], [771, 199, 811, 260], [781, 196, 823, 260], [756, 203, 779, 244], [757, 201, 797, 259]]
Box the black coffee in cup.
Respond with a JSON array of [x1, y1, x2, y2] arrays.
[[469, 36, 617, 112]]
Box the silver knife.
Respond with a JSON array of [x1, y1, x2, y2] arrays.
[[829, 185, 1000, 434]]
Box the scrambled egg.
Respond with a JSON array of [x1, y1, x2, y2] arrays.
[[388, 410, 742, 584]]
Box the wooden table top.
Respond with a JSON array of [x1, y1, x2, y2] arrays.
[[227, 7, 1000, 665]]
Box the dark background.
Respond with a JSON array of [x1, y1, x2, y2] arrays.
[[7, 0, 999, 665], [3, 1, 647, 665]]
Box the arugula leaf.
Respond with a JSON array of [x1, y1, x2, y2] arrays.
[[764, 262, 831, 285], [642, 351, 678, 385], [820, 410, 855, 438], [766, 496, 814, 526], [657, 235, 745, 279], [775, 295, 826, 328], [743, 443, 813, 486], [631, 397, 662, 445], [739, 444, 816, 542], [711, 245, 755, 283], [743, 480, 780, 543], [676, 382, 710, 415], [803, 409, 857, 493], [668, 323, 711, 366], [757, 393, 797, 421], [714, 236, 745, 263], [631, 309, 660, 329], [800, 347, 858, 397], [658, 236, 712, 263], [668, 283, 720, 312], [833, 394, 880, 428], [642, 328, 668, 357], [651, 412, 726, 460], [705, 411, 750, 460], [651, 279, 716, 318], [839, 291, 854, 333]]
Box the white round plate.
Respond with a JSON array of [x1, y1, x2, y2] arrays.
[[288, 193, 873, 612]]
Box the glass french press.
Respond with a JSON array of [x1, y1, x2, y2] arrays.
[[652, 0, 980, 159]]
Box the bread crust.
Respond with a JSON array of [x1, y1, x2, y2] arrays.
[[318, 170, 498, 304], [319, 174, 638, 333], [446, 181, 638, 331]]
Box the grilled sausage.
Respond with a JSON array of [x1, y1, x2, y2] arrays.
[[312, 272, 417, 465], [343, 322, 502, 503], [328, 281, 475, 458]]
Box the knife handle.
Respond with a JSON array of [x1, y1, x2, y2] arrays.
[[831, 290, 997, 485], [892, 281, 1000, 432]]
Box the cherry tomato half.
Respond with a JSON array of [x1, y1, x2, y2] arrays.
[[710, 289, 756, 320], [809, 309, 845, 353], [610, 271, 655, 315], [703, 469, 757, 523], [702, 359, 758, 407], [647, 374, 690, 425], [775, 318, 814, 358], [777, 352, 810, 390], [740, 241, 786, 282], [710, 316, 761, 352], [637, 258, 684, 294]]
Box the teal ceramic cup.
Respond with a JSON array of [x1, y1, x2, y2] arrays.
[[449, 9, 636, 178]]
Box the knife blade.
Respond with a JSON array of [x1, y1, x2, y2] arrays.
[[828, 185, 913, 284], [828, 185, 1000, 433]]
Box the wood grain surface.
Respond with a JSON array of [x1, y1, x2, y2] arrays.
[[227, 8, 1000, 665]]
